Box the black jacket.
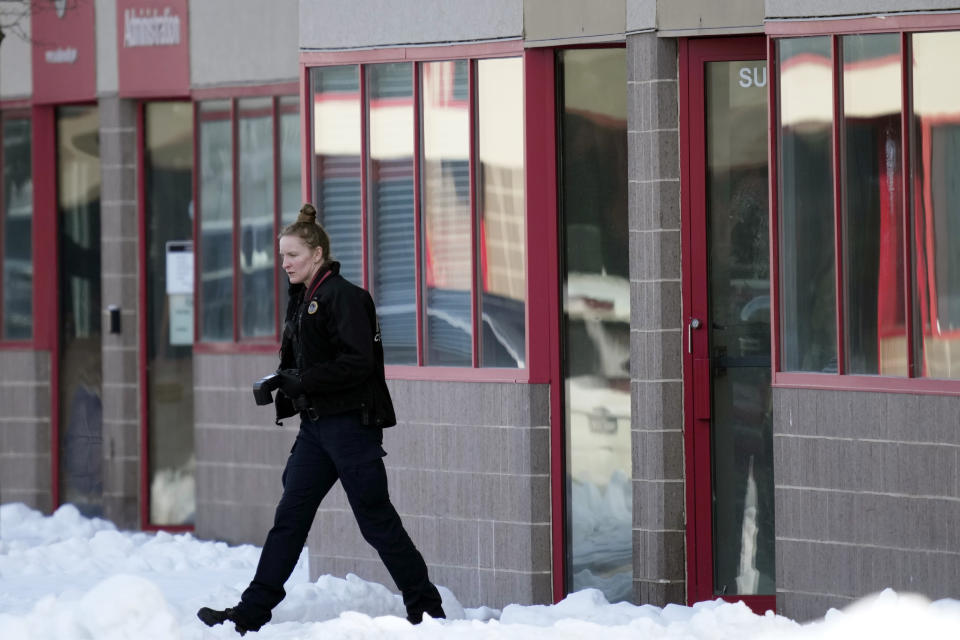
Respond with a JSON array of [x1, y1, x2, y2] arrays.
[[276, 261, 396, 428]]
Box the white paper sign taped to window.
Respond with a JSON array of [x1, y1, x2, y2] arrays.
[[169, 294, 194, 345], [166, 241, 194, 295]]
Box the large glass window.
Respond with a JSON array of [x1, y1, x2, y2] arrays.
[[913, 31, 960, 380], [842, 34, 905, 375], [196, 94, 300, 344], [309, 56, 527, 369], [775, 29, 960, 382], [198, 100, 233, 342], [777, 37, 837, 373], [1, 116, 33, 340], [369, 63, 417, 365], [311, 66, 363, 286], [477, 58, 526, 368], [238, 97, 276, 339], [558, 48, 630, 603], [422, 60, 472, 366]]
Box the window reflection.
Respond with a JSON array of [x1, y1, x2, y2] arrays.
[[368, 63, 417, 364], [145, 102, 195, 525], [912, 32, 960, 379], [477, 57, 526, 368], [238, 97, 276, 338], [841, 34, 906, 375], [2, 117, 32, 340], [311, 66, 363, 286], [422, 60, 472, 366], [198, 100, 233, 341], [778, 37, 837, 372], [559, 48, 631, 603]]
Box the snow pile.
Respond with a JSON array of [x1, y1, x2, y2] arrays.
[[3, 502, 960, 639]]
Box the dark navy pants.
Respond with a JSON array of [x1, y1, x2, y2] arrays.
[[237, 411, 443, 626]]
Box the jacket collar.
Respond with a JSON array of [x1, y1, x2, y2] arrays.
[[288, 260, 341, 297]]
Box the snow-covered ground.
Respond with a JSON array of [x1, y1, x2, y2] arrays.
[[2, 503, 960, 639]]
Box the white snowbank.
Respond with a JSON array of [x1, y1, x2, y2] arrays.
[[2, 503, 960, 639]]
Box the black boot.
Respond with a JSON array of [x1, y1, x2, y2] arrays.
[[406, 604, 446, 625], [197, 606, 262, 636]]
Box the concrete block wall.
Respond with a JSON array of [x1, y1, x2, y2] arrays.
[[99, 96, 140, 529], [626, 32, 686, 607], [306, 379, 552, 609], [774, 388, 960, 620], [193, 353, 298, 545], [0, 350, 52, 510]]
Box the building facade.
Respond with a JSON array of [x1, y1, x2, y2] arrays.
[[3, 0, 960, 622]]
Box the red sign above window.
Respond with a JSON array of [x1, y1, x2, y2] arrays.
[[31, 0, 97, 104], [116, 0, 190, 97]]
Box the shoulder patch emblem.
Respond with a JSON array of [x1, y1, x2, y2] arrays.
[[307, 300, 319, 315]]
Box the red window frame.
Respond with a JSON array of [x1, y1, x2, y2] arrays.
[[191, 82, 299, 355], [0, 103, 35, 349], [301, 42, 554, 385], [768, 15, 960, 394]]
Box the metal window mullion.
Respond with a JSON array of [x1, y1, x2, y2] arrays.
[[413, 63, 424, 367], [900, 31, 917, 378], [768, 36, 782, 375], [469, 60, 479, 368], [0, 115, 5, 339], [832, 35, 846, 375], [231, 98, 240, 343], [272, 96, 282, 341], [360, 65, 370, 293]]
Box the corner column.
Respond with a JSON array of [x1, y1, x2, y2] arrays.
[[627, 32, 686, 606], [99, 95, 141, 529]]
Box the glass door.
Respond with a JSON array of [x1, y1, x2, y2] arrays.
[[683, 37, 774, 610], [144, 102, 195, 526], [57, 105, 102, 517]]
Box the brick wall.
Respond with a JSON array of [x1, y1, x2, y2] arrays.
[[0, 350, 52, 510], [774, 388, 960, 620], [307, 379, 552, 609], [627, 32, 686, 607]]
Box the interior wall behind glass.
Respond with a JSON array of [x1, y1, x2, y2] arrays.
[[145, 102, 195, 525], [777, 37, 837, 372], [2, 117, 33, 340], [558, 48, 631, 603], [477, 57, 526, 368]]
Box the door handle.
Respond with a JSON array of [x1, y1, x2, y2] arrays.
[[688, 318, 702, 354]]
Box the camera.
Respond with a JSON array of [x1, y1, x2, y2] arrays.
[[252, 372, 317, 419], [252, 373, 281, 405]]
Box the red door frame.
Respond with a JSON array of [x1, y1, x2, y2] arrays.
[[679, 35, 775, 614]]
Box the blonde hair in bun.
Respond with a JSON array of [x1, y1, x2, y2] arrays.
[[280, 203, 331, 262]]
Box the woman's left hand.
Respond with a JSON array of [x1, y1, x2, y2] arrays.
[[277, 369, 305, 399]]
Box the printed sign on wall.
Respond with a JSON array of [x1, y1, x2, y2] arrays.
[[31, 0, 97, 104], [116, 0, 190, 97]]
